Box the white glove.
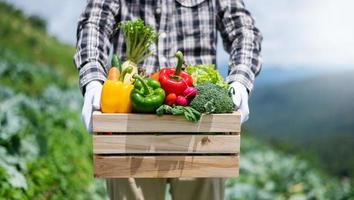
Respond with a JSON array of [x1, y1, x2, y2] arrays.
[[230, 82, 249, 124], [82, 81, 102, 133]]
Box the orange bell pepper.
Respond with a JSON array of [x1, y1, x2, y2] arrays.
[[101, 65, 133, 113], [150, 71, 160, 81]]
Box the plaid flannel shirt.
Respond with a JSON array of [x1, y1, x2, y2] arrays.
[[74, 0, 262, 94]]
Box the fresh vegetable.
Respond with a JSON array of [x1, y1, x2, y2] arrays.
[[159, 51, 193, 95], [111, 54, 122, 72], [164, 93, 177, 105], [101, 64, 134, 113], [185, 64, 229, 89], [176, 96, 188, 106], [119, 19, 158, 84], [108, 55, 121, 80], [189, 83, 234, 114], [150, 71, 160, 81], [164, 87, 196, 106], [107, 66, 120, 81], [156, 105, 201, 122], [183, 87, 197, 99], [131, 74, 165, 113]]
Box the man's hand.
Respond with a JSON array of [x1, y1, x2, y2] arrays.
[[230, 82, 249, 124], [82, 81, 102, 133]]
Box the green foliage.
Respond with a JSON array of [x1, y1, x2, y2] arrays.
[[0, 2, 76, 81], [28, 15, 46, 31], [226, 135, 354, 200], [185, 64, 229, 89], [0, 49, 71, 96], [0, 3, 106, 196], [0, 85, 107, 199], [156, 105, 201, 122]]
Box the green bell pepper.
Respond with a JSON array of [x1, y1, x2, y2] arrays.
[[131, 74, 165, 113]]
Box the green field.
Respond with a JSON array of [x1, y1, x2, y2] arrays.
[[0, 2, 353, 199], [247, 71, 354, 178]]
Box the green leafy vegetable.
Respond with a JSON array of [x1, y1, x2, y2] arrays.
[[185, 64, 229, 89], [119, 19, 158, 64], [118, 19, 158, 83], [156, 105, 201, 122]]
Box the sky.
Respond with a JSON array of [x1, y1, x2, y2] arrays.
[[6, 0, 354, 69]]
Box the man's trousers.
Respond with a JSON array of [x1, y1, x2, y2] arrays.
[[106, 178, 225, 200]]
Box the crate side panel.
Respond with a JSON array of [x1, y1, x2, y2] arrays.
[[92, 111, 240, 133], [94, 155, 239, 178], [93, 135, 240, 154]]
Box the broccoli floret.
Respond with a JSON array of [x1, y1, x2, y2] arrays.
[[189, 83, 235, 114]]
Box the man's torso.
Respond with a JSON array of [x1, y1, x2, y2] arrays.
[[113, 0, 217, 74]]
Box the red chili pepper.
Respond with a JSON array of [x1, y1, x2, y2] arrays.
[[159, 51, 193, 95]]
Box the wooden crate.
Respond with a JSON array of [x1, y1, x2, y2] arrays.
[[92, 111, 241, 178]]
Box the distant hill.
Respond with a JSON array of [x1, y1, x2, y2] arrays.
[[0, 2, 79, 95], [246, 71, 354, 177], [0, 2, 76, 81], [254, 66, 333, 86]]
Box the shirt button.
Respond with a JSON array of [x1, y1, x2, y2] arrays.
[[160, 32, 167, 38]]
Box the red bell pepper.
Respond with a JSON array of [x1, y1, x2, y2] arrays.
[[159, 51, 193, 95]]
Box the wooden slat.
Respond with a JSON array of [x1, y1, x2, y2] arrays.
[[94, 155, 239, 178], [93, 135, 240, 154], [92, 111, 240, 133]]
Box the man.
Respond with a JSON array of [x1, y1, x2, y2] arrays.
[[74, 0, 262, 199]]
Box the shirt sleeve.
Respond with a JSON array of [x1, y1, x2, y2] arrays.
[[216, 0, 263, 93], [73, 0, 120, 94]]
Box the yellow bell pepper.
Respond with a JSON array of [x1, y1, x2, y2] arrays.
[[101, 65, 133, 113]]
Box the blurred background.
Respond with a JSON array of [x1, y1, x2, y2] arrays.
[[0, 0, 353, 199]]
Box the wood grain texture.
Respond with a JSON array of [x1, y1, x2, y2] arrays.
[[92, 111, 241, 133], [93, 135, 240, 154], [93, 155, 239, 178]]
